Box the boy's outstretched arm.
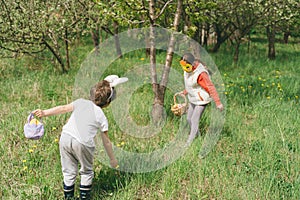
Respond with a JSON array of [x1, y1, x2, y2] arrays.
[[32, 103, 73, 117], [101, 131, 118, 168]]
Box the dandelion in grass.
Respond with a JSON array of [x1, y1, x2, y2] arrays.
[[52, 127, 57, 131], [23, 166, 28, 171], [277, 83, 281, 88], [54, 138, 59, 143], [28, 149, 34, 153], [240, 86, 245, 92], [266, 96, 271, 100], [140, 57, 145, 61], [32, 145, 37, 149], [22, 160, 27, 163], [116, 141, 125, 147]]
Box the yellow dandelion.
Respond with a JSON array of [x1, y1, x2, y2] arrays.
[[55, 138, 59, 143], [23, 166, 28, 171], [266, 96, 271, 100], [52, 127, 57, 131], [140, 58, 145, 61], [120, 141, 125, 146], [28, 149, 34, 153], [224, 92, 228, 95], [22, 160, 27, 163], [32, 145, 37, 148], [116, 143, 121, 147]]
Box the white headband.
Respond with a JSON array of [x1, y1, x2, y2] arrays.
[[104, 75, 128, 102], [104, 75, 128, 87]]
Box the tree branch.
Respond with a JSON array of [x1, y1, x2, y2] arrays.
[[154, 0, 173, 20]]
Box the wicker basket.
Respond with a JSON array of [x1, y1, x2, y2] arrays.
[[171, 93, 188, 116]]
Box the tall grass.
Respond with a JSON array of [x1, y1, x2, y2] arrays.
[[0, 37, 299, 199]]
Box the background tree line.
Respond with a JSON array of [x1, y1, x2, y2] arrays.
[[1, 0, 299, 72]]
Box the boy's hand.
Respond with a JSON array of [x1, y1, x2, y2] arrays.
[[32, 109, 45, 118], [110, 159, 118, 169]]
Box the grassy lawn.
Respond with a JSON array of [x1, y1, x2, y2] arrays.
[[0, 37, 299, 199]]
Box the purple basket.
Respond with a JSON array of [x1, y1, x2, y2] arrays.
[[24, 113, 44, 140]]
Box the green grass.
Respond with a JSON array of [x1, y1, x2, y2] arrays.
[[0, 37, 299, 199]]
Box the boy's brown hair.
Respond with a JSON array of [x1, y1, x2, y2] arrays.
[[90, 80, 112, 107]]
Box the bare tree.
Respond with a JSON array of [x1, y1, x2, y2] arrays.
[[148, 0, 183, 121]]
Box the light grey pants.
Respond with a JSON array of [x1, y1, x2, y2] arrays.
[[186, 103, 206, 144], [59, 133, 95, 187]]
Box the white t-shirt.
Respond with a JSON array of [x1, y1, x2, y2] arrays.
[[62, 98, 108, 147]]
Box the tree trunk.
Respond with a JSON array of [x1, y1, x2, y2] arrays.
[[266, 26, 276, 60], [65, 28, 70, 70], [91, 26, 100, 54], [233, 41, 240, 65], [148, 0, 162, 122], [283, 31, 290, 44], [211, 24, 233, 53], [149, 0, 183, 122], [43, 38, 67, 73], [113, 21, 122, 59], [202, 23, 210, 47]]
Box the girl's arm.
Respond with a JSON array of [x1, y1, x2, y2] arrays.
[[198, 73, 224, 111], [32, 103, 73, 117]]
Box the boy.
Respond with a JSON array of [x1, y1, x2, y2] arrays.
[[179, 53, 223, 146], [33, 75, 128, 200]]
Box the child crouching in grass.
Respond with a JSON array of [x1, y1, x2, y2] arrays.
[[33, 75, 128, 200]]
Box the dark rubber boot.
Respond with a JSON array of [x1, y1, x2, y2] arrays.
[[79, 184, 92, 200], [64, 182, 75, 200]]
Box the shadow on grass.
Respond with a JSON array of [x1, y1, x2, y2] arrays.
[[92, 168, 132, 199]]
